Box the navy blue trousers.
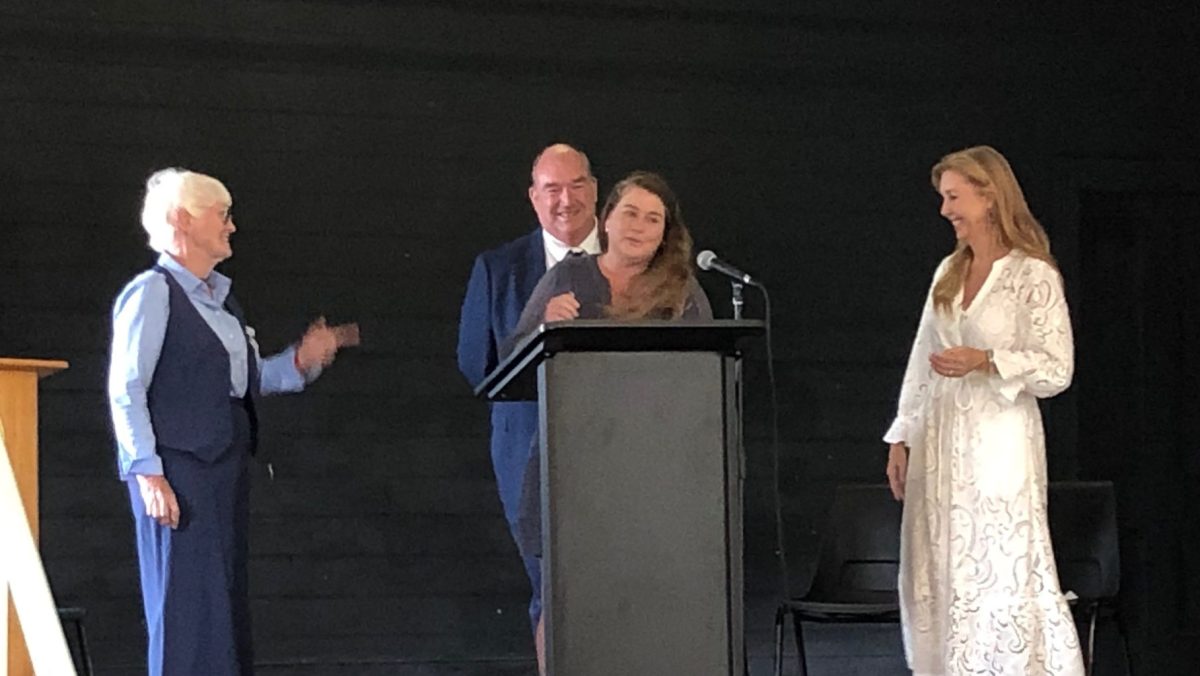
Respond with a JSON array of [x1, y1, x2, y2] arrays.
[[128, 401, 253, 676], [511, 435, 543, 630], [516, 526, 542, 631], [490, 407, 542, 630]]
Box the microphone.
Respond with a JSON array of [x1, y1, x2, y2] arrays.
[[696, 250, 758, 286]]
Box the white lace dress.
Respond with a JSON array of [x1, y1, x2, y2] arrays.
[[884, 251, 1085, 675]]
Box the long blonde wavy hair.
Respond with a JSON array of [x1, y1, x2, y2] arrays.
[[598, 171, 695, 319], [930, 145, 1056, 314]]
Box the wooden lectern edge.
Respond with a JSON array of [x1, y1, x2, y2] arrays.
[[1, 356, 69, 675], [0, 359, 69, 378]]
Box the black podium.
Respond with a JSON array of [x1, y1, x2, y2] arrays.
[[477, 320, 763, 676]]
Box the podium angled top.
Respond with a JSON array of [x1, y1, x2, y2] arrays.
[[475, 319, 764, 402], [0, 357, 69, 378]]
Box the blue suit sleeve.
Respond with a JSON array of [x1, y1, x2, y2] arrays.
[[457, 254, 496, 389]]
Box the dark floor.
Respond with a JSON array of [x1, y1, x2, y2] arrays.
[[75, 594, 1146, 676]]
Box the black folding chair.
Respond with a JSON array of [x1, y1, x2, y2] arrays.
[[1048, 480, 1124, 676], [772, 484, 901, 676]]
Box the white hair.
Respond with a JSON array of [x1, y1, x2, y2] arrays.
[[140, 168, 231, 253]]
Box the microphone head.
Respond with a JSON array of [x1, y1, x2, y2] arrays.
[[696, 250, 717, 270]]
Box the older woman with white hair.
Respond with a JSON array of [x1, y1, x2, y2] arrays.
[[108, 168, 357, 676]]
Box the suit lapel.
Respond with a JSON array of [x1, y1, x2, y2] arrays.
[[514, 228, 546, 301], [528, 228, 546, 278]]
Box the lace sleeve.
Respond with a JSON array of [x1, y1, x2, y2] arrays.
[[990, 259, 1075, 401], [883, 260, 946, 444]]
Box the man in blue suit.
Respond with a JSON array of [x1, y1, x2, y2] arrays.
[[456, 143, 599, 656]]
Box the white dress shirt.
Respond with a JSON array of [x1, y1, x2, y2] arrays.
[[543, 221, 601, 269]]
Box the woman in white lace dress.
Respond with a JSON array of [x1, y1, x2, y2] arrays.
[[884, 146, 1085, 675]]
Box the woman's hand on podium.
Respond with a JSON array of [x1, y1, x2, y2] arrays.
[[135, 474, 181, 529], [544, 292, 580, 322]]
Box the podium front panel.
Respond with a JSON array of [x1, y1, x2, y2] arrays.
[[540, 350, 742, 675]]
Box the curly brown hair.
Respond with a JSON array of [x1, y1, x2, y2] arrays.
[[598, 171, 696, 319]]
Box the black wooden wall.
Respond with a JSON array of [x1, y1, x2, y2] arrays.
[[1, 1, 1197, 674]]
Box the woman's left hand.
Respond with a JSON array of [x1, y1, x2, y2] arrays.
[[930, 346, 989, 378]]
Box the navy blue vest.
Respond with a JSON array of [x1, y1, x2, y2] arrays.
[[146, 266, 259, 462]]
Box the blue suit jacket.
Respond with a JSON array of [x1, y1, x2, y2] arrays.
[[457, 228, 546, 526]]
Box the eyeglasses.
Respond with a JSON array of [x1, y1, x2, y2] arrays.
[[219, 207, 233, 224]]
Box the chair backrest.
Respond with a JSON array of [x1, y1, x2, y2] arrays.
[[1047, 480, 1120, 601], [808, 484, 902, 602]]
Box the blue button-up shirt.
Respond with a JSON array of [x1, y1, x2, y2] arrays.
[[108, 253, 307, 478]]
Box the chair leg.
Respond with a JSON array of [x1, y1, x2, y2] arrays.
[[1085, 602, 1099, 676], [1114, 605, 1132, 675], [773, 605, 786, 676], [79, 620, 95, 676], [791, 613, 808, 676]]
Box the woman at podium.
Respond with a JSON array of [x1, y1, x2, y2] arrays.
[[883, 146, 1085, 675], [506, 170, 713, 673], [510, 170, 712, 330], [107, 168, 357, 676]]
